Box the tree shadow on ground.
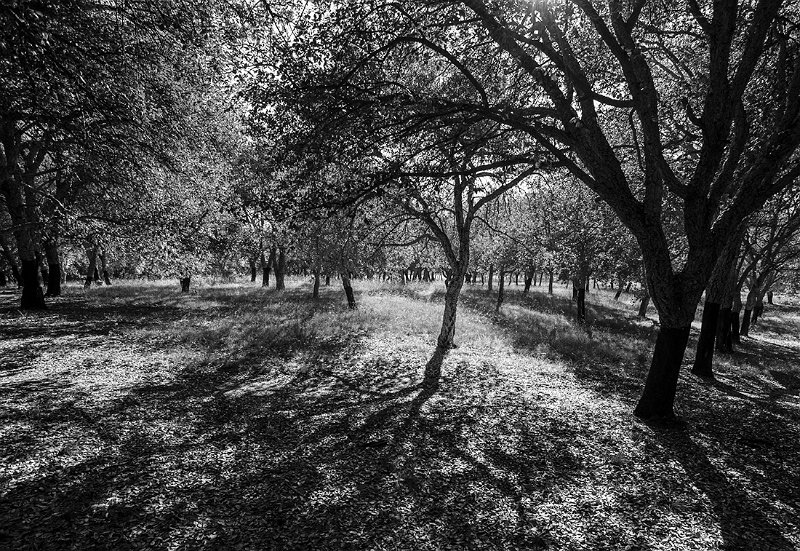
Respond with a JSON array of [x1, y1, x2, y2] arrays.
[[1, 308, 653, 550], [449, 286, 800, 551], [652, 427, 797, 551]]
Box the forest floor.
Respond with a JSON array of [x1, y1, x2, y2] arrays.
[[1, 278, 799, 551]]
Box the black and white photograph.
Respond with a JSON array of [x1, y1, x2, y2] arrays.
[[1, 1, 799, 549]]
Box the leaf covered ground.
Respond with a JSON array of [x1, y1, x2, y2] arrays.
[[1, 279, 799, 550]]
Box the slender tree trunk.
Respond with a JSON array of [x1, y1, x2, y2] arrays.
[[341, 272, 356, 309], [37, 251, 48, 287], [260, 251, 270, 287], [436, 275, 464, 351], [275, 247, 286, 291], [767, 291, 774, 305], [637, 292, 650, 318], [752, 294, 765, 325], [614, 283, 624, 301], [692, 299, 720, 378], [523, 271, 533, 294], [741, 289, 757, 336], [99, 250, 112, 285], [0, 234, 21, 286], [634, 326, 692, 420], [574, 279, 586, 323], [249, 256, 257, 282], [84, 246, 98, 289], [398, 268, 406, 285], [43, 239, 62, 297], [496, 267, 505, 312], [731, 289, 743, 344], [487, 264, 494, 291], [514, 272, 519, 286], [313, 268, 320, 299], [548, 269, 554, 295], [715, 307, 733, 353]]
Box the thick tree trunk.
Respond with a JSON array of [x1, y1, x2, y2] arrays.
[[341, 272, 356, 309], [180, 276, 191, 293], [767, 291, 774, 305], [496, 267, 505, 312], [691, 300, 719, 378], [275, 247, 286, 291], [325, 274, 331, 286], [634, 326, 691, 421], [488, 264, 494, 291], [84, 246, 98, 289], [20, 259, 45, 309], [43, 239, 62, 297]]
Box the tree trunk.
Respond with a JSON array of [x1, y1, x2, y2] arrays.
[[99, 250, 112, 286], [488, 264, 494, 291], [20, 259, 45, 309], [0, 234, 22, 286], [0, 270, 6, 287], [496, 267, 505, 312], [715, 307, 733, 353], [740, 309, 753, 337], [741, 289, 757, 336], [325, 274, 331, 286], [637, 292, 650, 318], [731, 289, 743, 344], [548, 269, 554, 295], [341, 272, 356, 309], [313, 268, 321, 299], [523, 271, 533, 294], [180, 276, 191, 293], [43, 239, 62, 297], [691, 300, 719, 378], [574, 279, 586, 323], [262, 248, 275, 287], [752, 294, 765, 325], [614, 283, 624, 301], [767, 291, 774, 305], [275, 247, 286, 290], [436, 276, 464, 352], [37, 251, 49, 287], [249, 256, 257, 282], [514, 272, 519, 286], [84, 246, 98, 289], [634, 326, 691, 421]]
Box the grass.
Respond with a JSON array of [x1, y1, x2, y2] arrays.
[[0, 278, 798, 550]]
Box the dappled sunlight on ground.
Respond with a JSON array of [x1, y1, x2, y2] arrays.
[[0, 279, 798, 550]]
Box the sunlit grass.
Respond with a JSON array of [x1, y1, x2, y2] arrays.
[[1, 279, 798, 550]]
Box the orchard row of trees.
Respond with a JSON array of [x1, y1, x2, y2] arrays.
[[3, 1, 800, 422]]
